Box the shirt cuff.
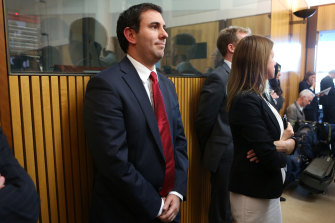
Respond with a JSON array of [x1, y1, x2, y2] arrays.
[[157, 191, 183, 217], [169, 191, 183, 201], [157, 198, 164, 217]]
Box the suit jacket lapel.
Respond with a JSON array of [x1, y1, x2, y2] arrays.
[[119, 57, 165, 159], [261, 96, 281, 139], [222, 61, 231, 74], [294, 102, 304, 116]]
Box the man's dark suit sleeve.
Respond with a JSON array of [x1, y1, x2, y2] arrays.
[[320, 76, 334, 91], [0, 127, 40, 222], [195, 73, 226, 151]]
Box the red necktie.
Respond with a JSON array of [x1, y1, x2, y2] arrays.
[[150, 71, 175, 197]]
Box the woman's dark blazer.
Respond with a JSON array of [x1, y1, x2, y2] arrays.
[[228, 92, 287, 199]]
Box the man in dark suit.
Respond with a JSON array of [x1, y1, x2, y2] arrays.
[[320, 70, 335, 123], [0, 126, 40, 222], [83, 3, 188, 223], [195, 26, 250, 223]]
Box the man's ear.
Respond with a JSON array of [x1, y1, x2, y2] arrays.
[[227, 43, 235, 54], [123, 27, 136, 45]]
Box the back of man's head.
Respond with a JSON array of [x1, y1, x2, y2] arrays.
[[329, 69, 335, 78], [216, 26, 251, 57]]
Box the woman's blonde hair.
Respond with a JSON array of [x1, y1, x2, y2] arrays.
[[226, 35, 273, 110]]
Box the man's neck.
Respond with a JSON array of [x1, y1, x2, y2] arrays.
[[296, 100, 304, 110], [127, 50, 155, 70], [224, 54, 233, 63]]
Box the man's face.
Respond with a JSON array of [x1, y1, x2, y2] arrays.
[[302, 95, 314, 107], [134, 9, 168, 67]]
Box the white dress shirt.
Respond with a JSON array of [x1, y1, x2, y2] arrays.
[[127, 55, 183, 216]]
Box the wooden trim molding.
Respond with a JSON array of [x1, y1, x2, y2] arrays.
[[0, 0, 12, 146]]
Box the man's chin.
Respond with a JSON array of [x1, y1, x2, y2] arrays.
[[155, 53, 164, 60]]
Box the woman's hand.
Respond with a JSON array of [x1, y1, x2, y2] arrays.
[[247, 149, 259, 163], [281, 122, 294, 141], [274, 139, 295, 154], [270, 90, 279, 99]]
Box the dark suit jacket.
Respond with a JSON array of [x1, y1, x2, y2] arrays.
[[0, 127, 40, 222], [320, 75, 335, 123], [320, 75, 335, 92], [83, 57, 188, 222], [228, 92, 286, 199], [195, 62, 233, 172]]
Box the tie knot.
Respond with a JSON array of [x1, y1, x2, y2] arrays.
[[150, 71, 158, 83]]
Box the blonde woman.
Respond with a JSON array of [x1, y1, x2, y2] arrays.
[[226, 35, 295, 223]]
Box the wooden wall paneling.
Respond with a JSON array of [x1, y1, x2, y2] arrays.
[[0, 0, 12, 146], [232, 14, 271, 36], [172, 78, 188, 223], [287, 15, 307, 108], [19, 76, 37, 185], [50, 76, 67, 223], [271, 0, 306, 114], [31, 76, 50, 223], [305, 7, 318, 73], [170, 77, 210, 223], [68, 76, 83, 223], [317, 4, 335, 31], [41, 76, 59, 223], [8, 74, 207, 222], [59, 76, 75, 223], [8, 76, 25, 166], [75, 76, 90, 221]]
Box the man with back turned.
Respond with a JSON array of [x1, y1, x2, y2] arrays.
[[195, 26, 250, 223]]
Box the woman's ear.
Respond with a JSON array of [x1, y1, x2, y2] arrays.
[[123, 27, 136, 45]]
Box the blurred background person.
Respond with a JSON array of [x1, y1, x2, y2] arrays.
[[298, 71, 319, 122], [172, 33, 201, 75], [286, 89, 315, 126], [320, 70, 335, 123], [268, 63, 284, 112]]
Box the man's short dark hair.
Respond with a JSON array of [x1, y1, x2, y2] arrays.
[[117, 3, 162, 53], [216, 26, 251, 57]]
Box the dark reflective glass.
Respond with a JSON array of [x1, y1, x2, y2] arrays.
[[4, 0, 267, 76]]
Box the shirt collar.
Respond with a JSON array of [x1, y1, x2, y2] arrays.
[[127, 54, 157, 82], [224, 59, 232, 69], [296, 101, 303, 112]]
